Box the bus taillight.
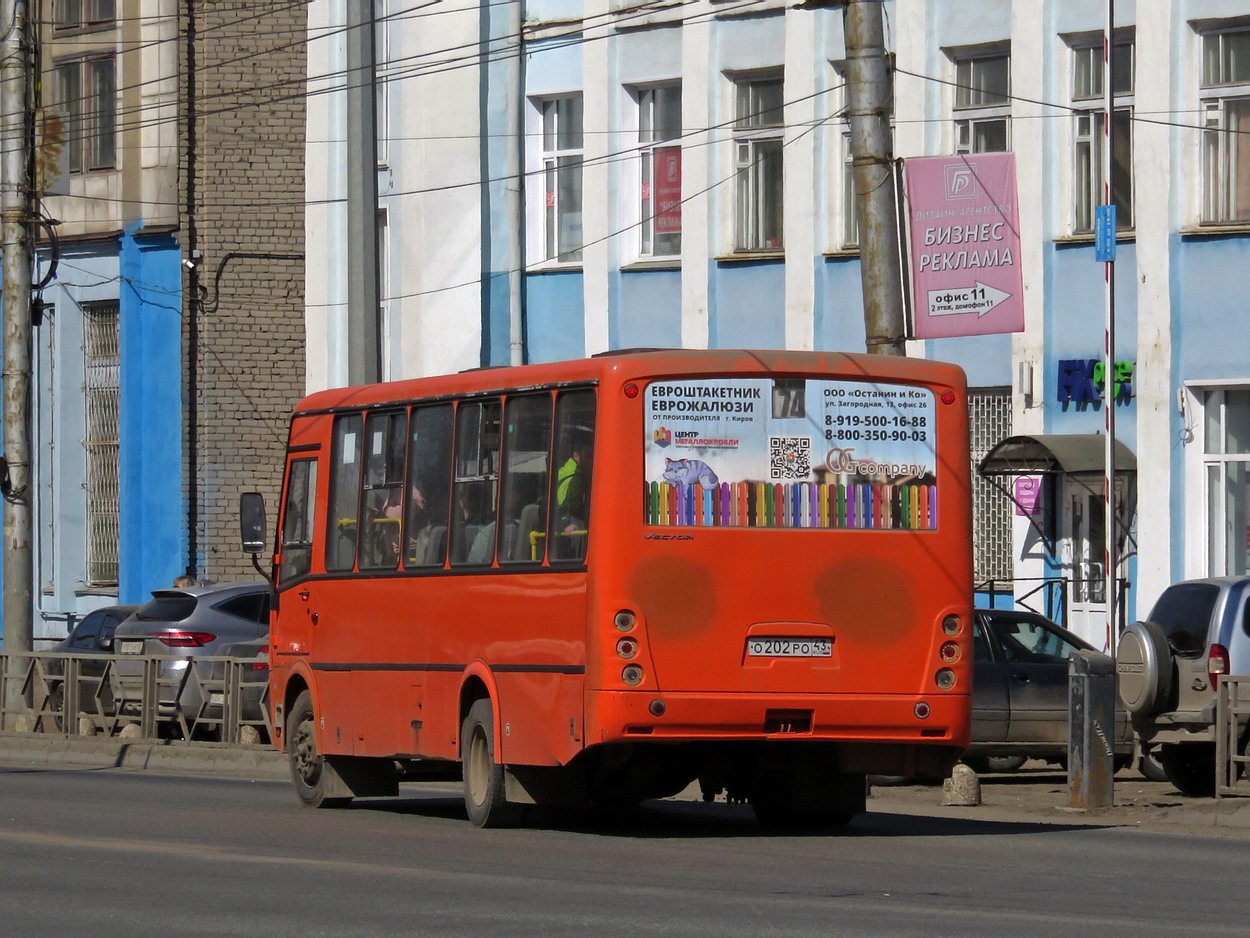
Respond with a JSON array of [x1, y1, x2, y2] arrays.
[[942, 615, 962, 636], [935, 668, 956, 690], [940, 642, 960, 663], [617, 637, 639, 659], [622, 665, 644, 686], [614, 610, 636, 631]]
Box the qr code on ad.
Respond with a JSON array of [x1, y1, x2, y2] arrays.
[[769, 436, 812, 479]]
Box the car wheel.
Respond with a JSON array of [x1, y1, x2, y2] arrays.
[[461, 698, 524, 828], [1117, 621, 1174, 717], [1158, 743, 1216, 798], [1138, 745, 1168, 782], [288, 691, 351, 809], [47, 683, 65, 732], [963, 755, 1027, 774]]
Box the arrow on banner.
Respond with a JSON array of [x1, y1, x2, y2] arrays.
[[925, 282, 1013, 318]]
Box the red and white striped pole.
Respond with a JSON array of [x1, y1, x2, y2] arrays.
[[1103, 0, 1118, 656]]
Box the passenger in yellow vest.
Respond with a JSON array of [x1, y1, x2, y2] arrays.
[[556, 436, 591, 534]]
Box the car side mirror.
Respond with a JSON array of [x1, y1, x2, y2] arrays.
[[99, 636, 114, 652], [240, 492, 267, 554]]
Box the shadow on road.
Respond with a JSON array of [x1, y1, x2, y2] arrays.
[[348, 789, 1112, 839]]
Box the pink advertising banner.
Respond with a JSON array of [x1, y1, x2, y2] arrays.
[[653, 147, 682, 234], [903, 153, 1024, 340]]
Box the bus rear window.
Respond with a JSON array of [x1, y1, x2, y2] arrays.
[[644, 377, 937, 529]]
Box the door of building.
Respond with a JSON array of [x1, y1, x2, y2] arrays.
[[1063, 479, 1107, 651]]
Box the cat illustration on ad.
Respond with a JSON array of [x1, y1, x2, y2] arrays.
[[662, 457, 719, 488]]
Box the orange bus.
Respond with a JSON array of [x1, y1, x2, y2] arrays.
[[249, 349, 973, 827]]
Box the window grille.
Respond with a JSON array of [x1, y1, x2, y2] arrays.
[[83, 301, 120, 586], [969, 387, 1012, 583]]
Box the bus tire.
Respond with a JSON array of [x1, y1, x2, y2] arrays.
[[461, 698, 523, 828], [288, 690, 351, 809]]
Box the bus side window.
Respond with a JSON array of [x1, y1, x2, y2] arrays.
[[452, 400, 501, 566], [326, 414, 363, 572], [359, 411, 408, 570], [405, 404, 453, 568], [499, 394, 552, 565], [279, 457, 318, 583], [551, 389, 595, 563]]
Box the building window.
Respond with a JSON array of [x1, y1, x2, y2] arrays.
[[1200, 28, 1250, 224], [1202, 388, 1250, 576], [54, 0, 115, 30], [83, 302, 120, 587], [540, 95, 584, 263], [636, 84, 682, 258], [733, 73, 784, 252], [953, 52, 1010, 154], [969, 388, 1013, 584], [1071, 40, 1134, 233], [55, 54, 116, 173]]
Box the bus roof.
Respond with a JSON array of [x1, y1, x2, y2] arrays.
[[293, 349, 967, 416]]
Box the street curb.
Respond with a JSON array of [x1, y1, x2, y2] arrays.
[[0, 731, 288, 780]]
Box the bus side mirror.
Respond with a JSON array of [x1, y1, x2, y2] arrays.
[[240, 492, 267, 554]]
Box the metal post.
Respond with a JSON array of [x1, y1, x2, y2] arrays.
[[1102, 0, 1118, 657], [1, 0, 34, 721], [346, 0, 381, 385], [843, 0, 906, 356]]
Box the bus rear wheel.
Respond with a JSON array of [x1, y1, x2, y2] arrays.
[[461, 699, 524, 828], [288, 690, 351, 809]]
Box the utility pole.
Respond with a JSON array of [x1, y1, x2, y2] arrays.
[[346, 0, 381, 385], [1, 0, 33, 673], [842, 0, 907, 356]]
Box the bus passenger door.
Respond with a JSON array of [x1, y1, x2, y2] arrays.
[[274, 455, 319, 664]]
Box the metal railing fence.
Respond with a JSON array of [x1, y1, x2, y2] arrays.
[[0, 649, 272, 745], [1216, 675, 1250, 798]]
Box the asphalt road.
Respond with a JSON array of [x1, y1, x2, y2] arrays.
[[3, 764, 1248, 938]]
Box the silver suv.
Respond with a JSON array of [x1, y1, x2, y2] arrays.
[[1117, 576, 1250, 796]]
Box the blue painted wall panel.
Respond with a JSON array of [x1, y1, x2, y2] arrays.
[[817, 257, 868, 352], [118, 229, 185, 603], [612, 269, 681, 349], [525, 270, 585, 362], [710, 261, 785, 348]]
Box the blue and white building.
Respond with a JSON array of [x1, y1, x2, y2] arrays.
[[304, 0, 1250, 650]]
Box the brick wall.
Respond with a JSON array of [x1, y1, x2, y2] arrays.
[[179, 1, 306, 584]]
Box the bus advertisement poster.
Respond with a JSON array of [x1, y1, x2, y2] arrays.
[[643, 378, 938, 529]]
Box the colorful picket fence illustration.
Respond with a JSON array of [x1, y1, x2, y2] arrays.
[[645, 480, 937, 530]]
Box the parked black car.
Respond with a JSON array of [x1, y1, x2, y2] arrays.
[[44, 604, 141, 719], [965, 608, 1133, 772]]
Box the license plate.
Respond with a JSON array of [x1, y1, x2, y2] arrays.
[[747, 637, 833, 658], [118, 641, 143, 655]]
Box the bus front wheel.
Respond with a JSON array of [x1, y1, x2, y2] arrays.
[[288, 691, 351, 809], [461, 699, 524, 828]]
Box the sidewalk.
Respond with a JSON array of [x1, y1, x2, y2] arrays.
[[4, 733, 1250, 832], [0, 730, 287, 779], [866, 762, 1250, 833]]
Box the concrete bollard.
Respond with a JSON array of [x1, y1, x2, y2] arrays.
[[942, 762, 982, 806], [77, 716, 97, 737], [117, 723, 143, 739], [12, 712, 36, 733], [1068, 650, 1115, 811]]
